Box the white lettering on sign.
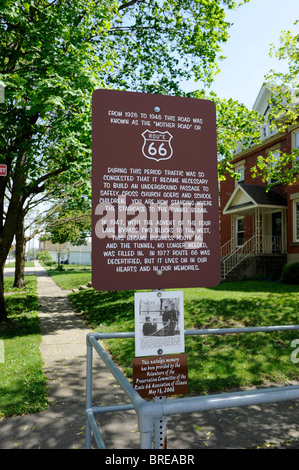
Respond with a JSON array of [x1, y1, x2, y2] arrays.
[[142, 130, 173, 162], [95, 196, 204, 244], [107, 109, 204, 132], [94, 165, 215, 276], [92, 91, 219, 288]]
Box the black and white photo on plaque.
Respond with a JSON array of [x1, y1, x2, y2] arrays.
[[134, 291, 184, 357]]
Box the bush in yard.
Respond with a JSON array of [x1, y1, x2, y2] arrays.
[[281, 263, 299, 284], [37, 251, 53, 262]]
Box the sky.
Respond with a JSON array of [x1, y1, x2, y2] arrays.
[[184, 0, 299, 109], [26, 0, 299, 250]]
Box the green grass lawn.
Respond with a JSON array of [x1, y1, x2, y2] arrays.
[[1, 263, 298, 417], [5, 261, 35, 268], [182, 283, 299, 392], [43, 264, 91, 290], [0, 264, 91, 418], [0, 276, 48, 417], [68, 280, 299, 394]]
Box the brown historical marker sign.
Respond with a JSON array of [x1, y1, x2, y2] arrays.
[[133, 354, 188, 399], [92, 89, 220, 291]]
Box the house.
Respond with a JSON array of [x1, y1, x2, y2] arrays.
[[220, 84, 299, 280], [39, 239, 91, 265]]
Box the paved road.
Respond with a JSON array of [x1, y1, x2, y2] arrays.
[[3, 265, 41, 277]]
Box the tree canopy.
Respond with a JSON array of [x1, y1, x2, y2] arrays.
[[0, 0, 252, 323], [104, 0, 249, 93], [253, 27, 299, 185]]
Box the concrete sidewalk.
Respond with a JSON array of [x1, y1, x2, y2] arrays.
[[0, 261, 299, 449], [1, 261, 139, 449]]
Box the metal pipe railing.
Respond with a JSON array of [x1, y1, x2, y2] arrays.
[[86, 325, 299, 449]]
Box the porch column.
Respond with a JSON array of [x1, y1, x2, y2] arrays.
[[231, 215, 236, 250], [254, 208, 262, 253], [282, 209, 287, 254]]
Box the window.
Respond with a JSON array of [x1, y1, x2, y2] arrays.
[[236, 217, 244, 246], [236, 166, 244, 182], [260, 121, 277, 141], [261, 124, 267, 140], [269, 150, 280, 184], [234, 164, 244, 186], [293, 130, 299, 161], [293, 199, 299, 242]]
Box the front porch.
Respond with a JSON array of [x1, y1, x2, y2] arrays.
[[221, 238, 287, 281], [221, 183, 288, 279]]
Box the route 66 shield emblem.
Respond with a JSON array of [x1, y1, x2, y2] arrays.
[[141, 130, 173, 162]]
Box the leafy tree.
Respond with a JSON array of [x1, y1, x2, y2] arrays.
[[188, 89, 262, 179], [12, 190, 58, 288], [41, 198, 91, 246], [36, 250, 52, 261], [252, 27, 299, 185], [0, 0, 110, 322], [105, 0, 250, 94], [0, 0, 250, 324]]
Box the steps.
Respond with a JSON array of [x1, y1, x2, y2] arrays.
[[221, 254, 287, 281], [221, 236, 256, 279]]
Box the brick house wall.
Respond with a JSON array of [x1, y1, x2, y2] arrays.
[[220, 126, 299, 264]]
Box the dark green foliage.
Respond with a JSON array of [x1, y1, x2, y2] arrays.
[[282, 263, 299, 285]]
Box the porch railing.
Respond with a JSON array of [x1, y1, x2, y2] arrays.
[[263, 235, 285, 254], [221, 234, 287, 279], [221, 235, 256, 279], [220, 239, 233, 259]]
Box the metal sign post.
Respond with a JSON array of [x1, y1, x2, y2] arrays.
[[133, 289, 188, 448], [153, 396, 167, 449]]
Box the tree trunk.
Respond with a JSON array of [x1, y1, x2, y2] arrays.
[[14, 211, 26, 289], [0, 179, 25, 324], [0, 267, 8, 324]]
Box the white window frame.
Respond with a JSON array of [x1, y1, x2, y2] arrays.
[[236, 166, 244, 182], [236, 217, 244, 247], [293, 198, 299, 243], [260, 121, 277, 141], [292, 128, 299, 162], [268, 149, 280, 184], [234, 161, 245, 186]]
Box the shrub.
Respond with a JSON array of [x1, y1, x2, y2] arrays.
[[43, 260, 56, 266], [281, 263, 299, 285], [37, 250, 53, 261]]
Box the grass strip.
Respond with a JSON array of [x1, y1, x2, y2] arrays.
[[42, 264, 91, 290], [68, 280, 299, 394], [0, 276, 48, 417]]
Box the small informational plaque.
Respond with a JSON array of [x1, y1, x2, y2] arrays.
[[134, 291, 184, 357], [92, 89, 220, 291], [133, 353, 188, 399]]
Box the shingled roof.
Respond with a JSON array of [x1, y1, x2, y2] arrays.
[[223, 183, 287, 215], [238, 183, 287, 206]]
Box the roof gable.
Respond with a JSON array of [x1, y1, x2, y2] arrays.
[[223, 183, 287, 215], [252, 84, 273, 115]]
